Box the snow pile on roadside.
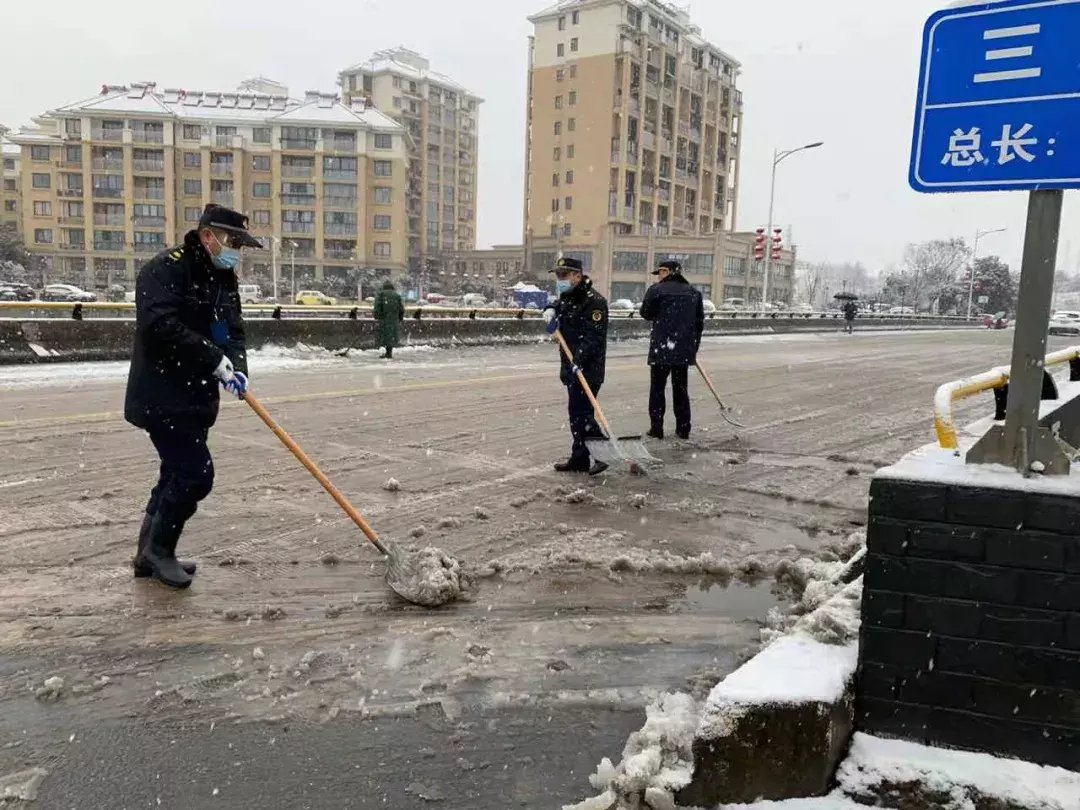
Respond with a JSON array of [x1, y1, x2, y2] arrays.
[[563, 692, 700, 810], [715, 798, 863, 809], [837, 732, 1080, 810]]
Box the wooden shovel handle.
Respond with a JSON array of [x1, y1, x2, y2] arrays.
[[694, 362, 724, 405], [242, 391, 390, 556], [552, 328, 615, 438]]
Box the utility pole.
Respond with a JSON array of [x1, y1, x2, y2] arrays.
[[967, 227, 1007, 320]]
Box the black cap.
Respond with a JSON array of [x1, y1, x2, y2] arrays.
[[550, 256, 583, 273], [198, 204, 263, 249], [652, 260, 681, 275]]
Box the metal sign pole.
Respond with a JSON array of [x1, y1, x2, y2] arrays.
[[1000, 189, 1064, 471]]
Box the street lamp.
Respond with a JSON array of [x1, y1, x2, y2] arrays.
[[967, 227, 1007, 320], [762, 141, 823, 309]]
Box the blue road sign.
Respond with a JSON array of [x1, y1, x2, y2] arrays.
[[910, 0, 1080, 193]]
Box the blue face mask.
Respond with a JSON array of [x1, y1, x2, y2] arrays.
[[210, 232, 242, 271], [555, 279, 573, 295]]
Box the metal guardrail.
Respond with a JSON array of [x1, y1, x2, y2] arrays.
[[933, 346, 1080, 450], [0, 300, 979, 324]]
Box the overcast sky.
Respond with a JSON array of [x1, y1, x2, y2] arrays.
[[3, 0, 1077, 276]]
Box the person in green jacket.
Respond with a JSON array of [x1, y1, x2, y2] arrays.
[[373, 280, 405, 359]]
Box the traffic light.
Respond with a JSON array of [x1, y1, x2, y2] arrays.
[[771, 228, 783, 262], [754, 228, 766, 262]]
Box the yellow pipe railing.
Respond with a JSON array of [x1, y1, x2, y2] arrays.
[[934, 346, 1080, 450]]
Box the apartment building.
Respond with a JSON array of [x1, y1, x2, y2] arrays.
[[10, 81, 409, 292], [338, 48, 482, 276], [524, 0, 743, 246], [0, 128, 19, 236]]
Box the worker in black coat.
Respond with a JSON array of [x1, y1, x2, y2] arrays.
[[640, 260, 705, 440], [124, 204, 261, 589], [542, 257, 610, 475]]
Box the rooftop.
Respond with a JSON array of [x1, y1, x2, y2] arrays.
[[10, 82, 403, 141], [339, 47, 482, 101]]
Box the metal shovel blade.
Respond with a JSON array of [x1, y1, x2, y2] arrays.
[[586, 435, 661, 465], [381, 540, 463, 608]]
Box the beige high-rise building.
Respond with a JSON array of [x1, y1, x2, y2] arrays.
[[10, 81, 409, 294], [524, 0, 743, 247], [0, 127, 20, 237], [338, 48, 482, 278]]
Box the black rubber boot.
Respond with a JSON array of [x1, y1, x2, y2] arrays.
[[133, 513, 196, 578], [142, 509, 193, 589], [676, 426, 691, 440], [554, 457, 590, 473], [588, 461, 610, 476], [647, 425, 664, 440]]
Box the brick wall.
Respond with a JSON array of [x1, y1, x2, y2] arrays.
[[857, 477, 1080, 771]]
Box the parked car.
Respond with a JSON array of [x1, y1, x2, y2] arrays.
[[41, 283, 97, 303], [702, 299, 717, 314], [238, 284, 262, 305], [0, 282, 35, 301], [610, 298, 635, 311], [295, 290, 337, 306], [722, 298, 747, 311], [888, 306, 916, 315], [1048, 310, 1080, 335]]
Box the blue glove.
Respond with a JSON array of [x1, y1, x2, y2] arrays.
[[221, 370, 248, 399], [542, 307, 559, 334]]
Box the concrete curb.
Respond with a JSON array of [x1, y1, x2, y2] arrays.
[[0, 317, 980, 365]]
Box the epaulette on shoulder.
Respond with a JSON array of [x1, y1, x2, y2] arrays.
[[166, 248, 184, 263]]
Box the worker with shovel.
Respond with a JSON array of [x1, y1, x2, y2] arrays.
[[124, 204, 260, 589], [542, 257, 611, 475], [640, 260, 705, 440]]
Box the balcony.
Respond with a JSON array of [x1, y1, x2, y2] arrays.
[[627, 142, 638, 162], [211, 191, 233, 205], [91, 129, 124, 142], [134, 216, 165, 227], [94, 214, 125, 227], [645, 79, 659, 99], [328, 138, 356, 153], [678, 120, 690, 136], [282, 222, 316, 235], [675, 167, 688, 182], [281, 138, 316, 150], [134, 187, 165, 200], [623, 206, 634, 220], [132, 129, 165, 145], [282, 165, 315, 178], [324, 223, 357, 237], [658, 188, 670, 203], [58, 216, 85, 225], [59, 243, 85, 252], [323, 169, 357, 182], [673, 217, 692, 232], [210, 163, 234, 177], [323, 196, 357, 210], [94, 241, 125, 252], [92, 158, 123, 172], [642, 131, 656, 150], [324, 247, 357, 260], [59, 159, 83, 170], [133, 159, 164, 173], [611, 148, 621, 165], [56, 189, 84, 199], [92, 187, 124, 199], [282, 195, 316, 207], [215, 134, 235, 148], [640, 184, 654, 198]]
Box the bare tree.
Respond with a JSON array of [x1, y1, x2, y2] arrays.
[[900, 238, 970, 312]]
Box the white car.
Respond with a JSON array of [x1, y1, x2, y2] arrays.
[[1049, 310, 1080, 336], [238, 284, 262, 304], [41, 283, 97, 303], [610, 298, 636, 311]]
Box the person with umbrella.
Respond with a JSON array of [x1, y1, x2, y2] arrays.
[[835, 292, 859, 334]]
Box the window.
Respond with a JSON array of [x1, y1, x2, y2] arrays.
[[373, 160, 392, 176], [373, 214, 392, 231], [374, 133, 393, 149], [554, 147, 561, 161], [565, 196, 573, 211], [555, 95, 563, 109], [552, 198, 560, 212], [374, 186, 392, 205], [569, 91, 577, 106], [253, 182, 271, 198], [558, 15, 566, 30], [184, 152, 201, 168], [32, 173, 51, 189], [563, 223, 572, 236], [572, 10, 579, 23], [184, 207, 201, 222], [134, 231, 165, 251], [365, 75, 375, 91], [570, 64, 577, 79], [65, 119, 82, 138], [63, 202, 83, 218], [557, 43, 565, 57], [184, 179, 201, 196], [64, 174, 83, 191], [374, 242, 392, 257], [392, 76, 402, 88], [554, 121, 562, 136], [556, 69, 564, 83], [182, 124, 201, 140], [3, 200, 15, 212], [568, 117, 576, 132], [64, 145, 82, 164], [3, 179, 14, 191], [323, 156, 358, 177], [34, 228, 53, 244], [252, 155, 271, 171], [252, 127, 272, 144], [567, 144, 575, 159], [31, 145, 50, 161], [393, 97, 402, 109], [33, 201, 52, 216], [253, 210, 271, 226], [565, 170, 574, 184], [3, 159, 13, 170], [552, 173, 559, 187], [570, 37, 579, 52], [65, 229, 85, 247]]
